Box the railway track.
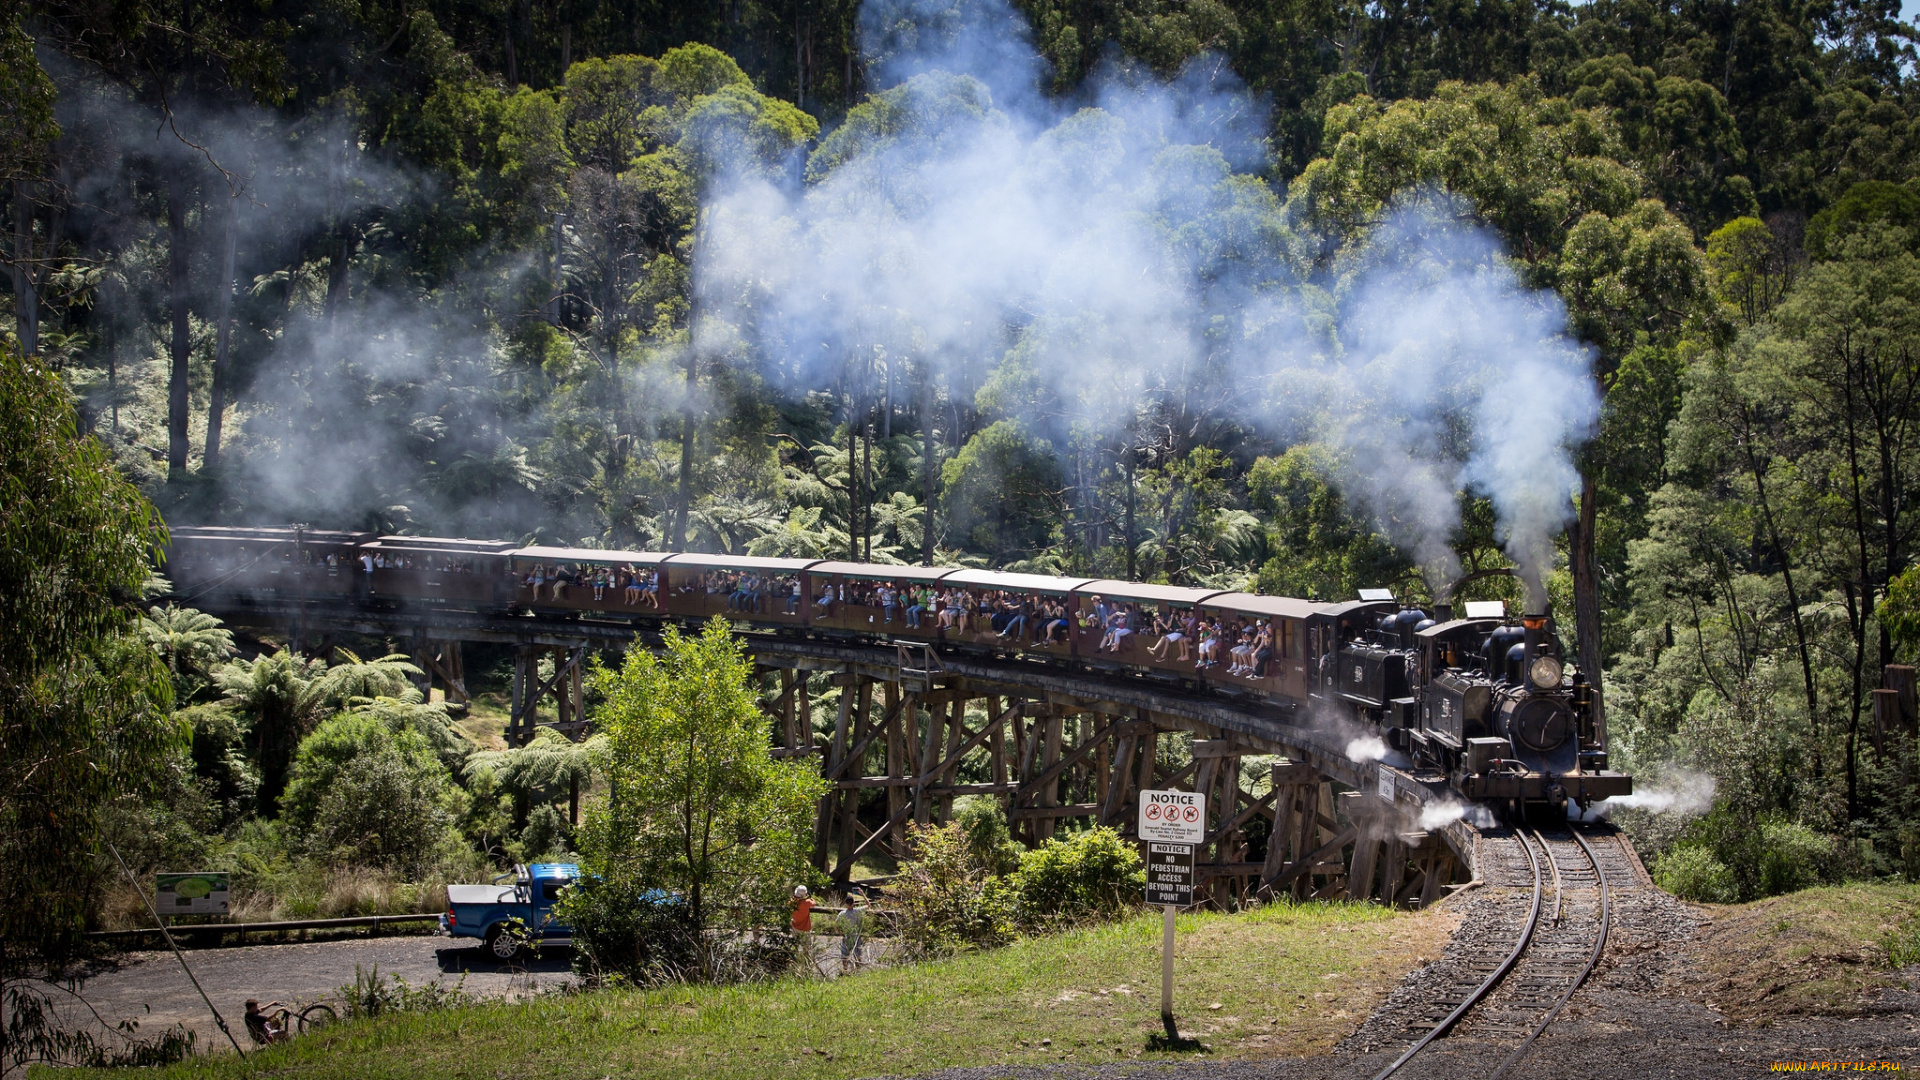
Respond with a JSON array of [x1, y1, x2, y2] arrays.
[[1348, 824, 1628, 1080]]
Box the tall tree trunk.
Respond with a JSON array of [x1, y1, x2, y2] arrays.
[[676, 347, 695, 548], [1743, 437, 1819, 761], [1124, 444, 1137, 581], [205, 196, 239, 471], [12, 181, 37, 355], [323, 134, 349, 333], [1569, 470, 1606, 745], [166, 182, 193, 477], [920, 362, 935, 566]]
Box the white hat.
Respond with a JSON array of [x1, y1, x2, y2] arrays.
[[792, 885, 809, 899]]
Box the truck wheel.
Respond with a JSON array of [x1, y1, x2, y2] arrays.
[[484, 925, 521, 961]]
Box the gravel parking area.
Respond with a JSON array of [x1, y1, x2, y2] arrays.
[[42, 934, 576, 1053]]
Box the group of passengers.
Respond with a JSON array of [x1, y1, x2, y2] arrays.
[[1084, 598, 1277, 679], [347, 551, 478, 573], [521, 563, 662, 609]]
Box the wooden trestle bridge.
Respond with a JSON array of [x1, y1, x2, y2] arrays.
[[206, 599, 1478, 909]]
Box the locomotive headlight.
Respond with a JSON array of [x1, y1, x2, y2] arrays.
[[1528, 655, 1564, 688]]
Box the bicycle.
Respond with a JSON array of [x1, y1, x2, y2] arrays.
[[244, 1001, 338, 1045]]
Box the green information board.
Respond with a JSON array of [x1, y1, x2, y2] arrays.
[[156, 873, 231, 915]]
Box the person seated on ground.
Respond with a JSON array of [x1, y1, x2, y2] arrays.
[[244, 999, 286, 1045]]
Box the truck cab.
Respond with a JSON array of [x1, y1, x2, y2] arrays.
[[441, 863, 577, 959]]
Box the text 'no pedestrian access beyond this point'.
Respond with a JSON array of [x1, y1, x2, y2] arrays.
[[1138, 788, 1206, 844]]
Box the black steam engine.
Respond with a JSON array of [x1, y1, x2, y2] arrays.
[[1309, 594, 1622, 814]]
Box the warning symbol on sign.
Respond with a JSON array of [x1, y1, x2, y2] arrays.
[[1137, 789, 1206, 844]]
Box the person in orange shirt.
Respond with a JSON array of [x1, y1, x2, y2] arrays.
[[791, 885, 819, 970]]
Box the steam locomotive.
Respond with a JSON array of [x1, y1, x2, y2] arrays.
[[159, 526, 1630, 813]]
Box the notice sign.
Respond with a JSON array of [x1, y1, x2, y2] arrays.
[[156, 872, 230, 915], [1146, 842, 1196, 907], [1138, 788, 1206, 844]]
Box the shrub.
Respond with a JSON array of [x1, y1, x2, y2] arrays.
[[952, 796, 1022, 877], [518, 803, 572, 863], [281, 712, 448, 827], [1755, 817, 1832, 896], [552, 875, 700, 985], [307, 747, 457, 873], [338, 964, 471, 1019], [891, 821, 1014, 957], [1655, 843, 1737, 903], [1009, 826, 1144, 931]]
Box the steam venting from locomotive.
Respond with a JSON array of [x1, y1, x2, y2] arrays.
[[698, 0, 1600, 596]]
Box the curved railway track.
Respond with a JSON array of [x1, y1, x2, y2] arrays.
[[1362, 825, 1621, 1080]]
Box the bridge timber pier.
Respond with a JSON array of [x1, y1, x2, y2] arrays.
[[196, 598, 1478, 909]]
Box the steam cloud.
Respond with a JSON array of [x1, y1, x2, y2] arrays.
[[54, 0, 1600, 572], [699, 0, 1600, 591], [1571, 771, 1717, 821]]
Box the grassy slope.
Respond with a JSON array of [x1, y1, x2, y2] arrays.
[[94, 901, 1452, 1080], [1676, 882, 1920, 1019]]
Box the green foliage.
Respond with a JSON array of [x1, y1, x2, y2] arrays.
[[0, 344, 177, 973], [139, 605, 234, 699], [1654, 843, 1736, 903], [338, 964, 472, 1020], [1658, 806, 1836, 903], [281, 711, 461, 872], [952, 795, 1022, 877], [1008, 827, 1145, 932], [1248, 446, 1412, 600], [552, 876, 701, 984], [1807, 181, 1920, 261], [574, 619, 828, 977], [941, 420, 1064, 564], [890, 821, 1016, 957]]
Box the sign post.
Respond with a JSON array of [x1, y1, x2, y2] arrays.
[[1139, 788, 1204, 1040]]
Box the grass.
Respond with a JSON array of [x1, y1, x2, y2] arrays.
[[449, 691, 511, 750], [1680, 881, 1920, 1020], [78, 899, 1452, 1080]]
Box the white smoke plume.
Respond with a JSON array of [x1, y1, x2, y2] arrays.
[[1419, 799, 1497, 830], [1570, 771, 1717, 821], [697, 0, 1601, 589], [1346, 735, 1390, 764]]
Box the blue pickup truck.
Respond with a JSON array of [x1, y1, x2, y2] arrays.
[[441, 863, 577, 959]]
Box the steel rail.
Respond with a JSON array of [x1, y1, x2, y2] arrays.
[[1537, 827, 1563, 925], [1485, 829, 1612, 1080], [1369, 831, 1544, 1080]]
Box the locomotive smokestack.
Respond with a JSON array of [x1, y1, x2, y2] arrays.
[[1522, 613, 1546, 681]]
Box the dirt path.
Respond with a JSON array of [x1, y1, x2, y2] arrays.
[[39, 935, 577, 1053]]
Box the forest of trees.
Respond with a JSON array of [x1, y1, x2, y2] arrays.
[[4, 0, 1920, 939]]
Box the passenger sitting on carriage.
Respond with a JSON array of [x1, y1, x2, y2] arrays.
[[1229, 627, 1254, 675], [1148, 611, 1184, 661], [550, 565, 571, 601], [1249, 625, 1275, 679]]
